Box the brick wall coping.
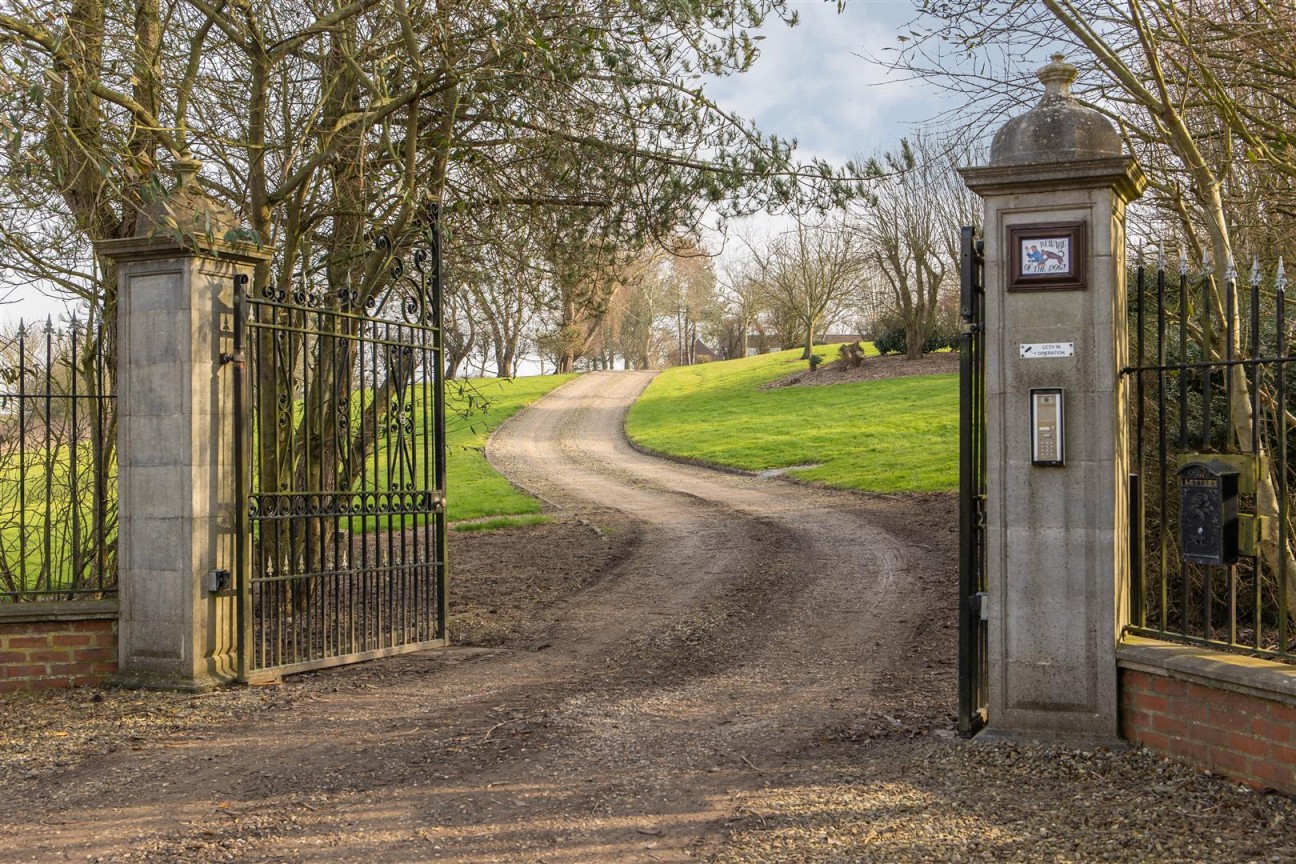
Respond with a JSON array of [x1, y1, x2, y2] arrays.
[[0, 600, 118, 624], [1118, 635, 1296, 707]]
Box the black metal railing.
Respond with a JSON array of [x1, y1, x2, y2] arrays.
[[0, 316, 116, 601], [1127, 252, 1294, 663]]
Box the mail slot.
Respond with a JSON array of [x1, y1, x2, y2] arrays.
[[1178, 460, 1240, 565]]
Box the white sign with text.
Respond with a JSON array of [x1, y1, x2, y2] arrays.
[[1019, 342, 1075, 359]]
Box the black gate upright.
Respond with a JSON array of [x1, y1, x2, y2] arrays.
[[958, 226, 988, 737], [232, 230, 448, 680]]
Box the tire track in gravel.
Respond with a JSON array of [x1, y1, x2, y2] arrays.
[[2, 370, 934, 864]]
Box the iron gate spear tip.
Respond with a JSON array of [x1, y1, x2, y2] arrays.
[[1278, 257, 1288, 293], [1251, 255, 1262, 288]]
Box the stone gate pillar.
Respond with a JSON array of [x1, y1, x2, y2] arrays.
[[95, 161, 271, 691], [960, 56, 1146, 742]]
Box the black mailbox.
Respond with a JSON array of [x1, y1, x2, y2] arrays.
[[1178, 460, 1240, 565]]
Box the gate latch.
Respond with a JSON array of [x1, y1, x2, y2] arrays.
[[206, 569, 232, 593]]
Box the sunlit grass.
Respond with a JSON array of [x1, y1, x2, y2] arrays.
[[453, 514, 553, 533], [445, 375, 578, 521], [626, 347, 958, 493]]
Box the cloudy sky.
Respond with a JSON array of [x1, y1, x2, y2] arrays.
[[696, 0, 963, 258], [705, 1, 951, 168]]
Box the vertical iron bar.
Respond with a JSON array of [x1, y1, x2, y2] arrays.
[[70, 322, 81, 594], [307, 303, 318, 662], [1133, 259, 1146, 626], [18, 322, 27, 595], [1250, 261, 1263, 650], [431, 204, 450, 645], [233, 277, 251, 681], [367, 318, 379, 652], [1129, 472, 1142, 625], [42, 319, 53, 594], [1202, 274, 1214, 450], [1250, 262, 1261, 458], [1179, 263, 1189, 448], [1157, 260, 1169, 632], [1278, 263, 1289, 655], [421, 260, 435, 640], [93, 313, 105, 593], [957, 226, 982, 738], [1225, 266, 1234, 440], [1136, 257, 1146, 469], [1229, 561, 1238, 646]]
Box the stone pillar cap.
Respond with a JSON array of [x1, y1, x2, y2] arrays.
[[989, 53, 1123, 166], [135, 157, 240, 240]]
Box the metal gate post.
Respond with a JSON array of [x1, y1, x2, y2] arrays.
[[958, 226, 987, 738], [429, 203, 450, 641], [230, 277, 252, 681]]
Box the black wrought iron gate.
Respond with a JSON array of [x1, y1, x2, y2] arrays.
[[958, 226, 988, 737], [232, 234, 448, 681]]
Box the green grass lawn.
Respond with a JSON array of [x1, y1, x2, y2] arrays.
[[626, 347, 958, 493], [445, 374, 578, 523]]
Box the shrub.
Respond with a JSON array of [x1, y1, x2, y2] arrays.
[[872, 326, 906, 356], [871, 323, 960, 356]]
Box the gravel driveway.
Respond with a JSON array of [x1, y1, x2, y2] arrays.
[[0, 370, 1292, 863]]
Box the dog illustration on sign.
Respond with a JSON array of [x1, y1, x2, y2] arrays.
[[1022, 237, 1070, 275]]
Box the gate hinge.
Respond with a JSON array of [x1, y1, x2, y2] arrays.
[[968, 591, 989, 621], [220, 351, 243, 366]]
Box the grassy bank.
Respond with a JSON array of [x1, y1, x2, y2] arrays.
[[625, 347, 958, 493], [446, 374, 578, 523]]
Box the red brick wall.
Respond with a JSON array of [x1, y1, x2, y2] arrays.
[[0, 617, 118, 692], [1120, 666, 1296, 794]]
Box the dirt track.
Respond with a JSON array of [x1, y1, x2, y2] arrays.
[[0, 370, 951, 862], [3, 370, 1293, 863]]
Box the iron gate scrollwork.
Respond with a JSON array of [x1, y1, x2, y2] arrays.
[[233, 221, 448, 680], [958, 226, 988, 738]]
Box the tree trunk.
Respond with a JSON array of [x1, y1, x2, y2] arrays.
[[905, 321, 923, 360]]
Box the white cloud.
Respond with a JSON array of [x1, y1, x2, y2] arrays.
[[704, 0, 947, 164]]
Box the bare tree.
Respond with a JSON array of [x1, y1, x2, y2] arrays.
[[751, 219, 865, 360], [715, 253, 766, 360], [668, 238, 719, 366], [852, 135, 977, 359]]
